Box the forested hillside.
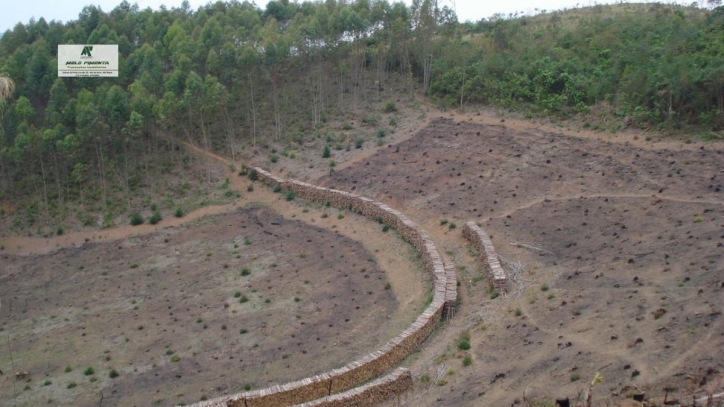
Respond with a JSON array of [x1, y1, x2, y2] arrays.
[[1, 0, 723, 233]]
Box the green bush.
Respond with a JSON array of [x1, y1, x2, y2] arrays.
[[84, 367, 94, 376], [109, 369, 119, 379], [463, 356, 473, 367], [285, 190, 296, 201], [355, 138, 363, 149], [457, 339, 470, 350], [174, 207, 184, 217], [376, 129, 386, 138], [322, 145, 331, 158], [383, 101, 397, 113], [149, 210, 162, 225], [272, 184, 282, 193], [269, 154, 278, 163], [248, 168, 258, 181], [130, 212, 144, 226]]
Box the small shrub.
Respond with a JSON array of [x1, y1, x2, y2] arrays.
[[67, 382, 77, 389], [342, 123, 353, 130], [389, 117, 397, 126], [440, 219, 448, 226], [248, 169, 258, 181], [694, 216, 703, 223], [272, 184, 282, 193], [355, 138, 363, 149], [322, 145, 331, 158], [244, 384, 251, 391], [84, 367, 94, 376], [376, 129, 386, 138], [269, 154, 278, 163], [234, 291, 241, 298], [244, 237, 251, 245], [321, 213, 328, 218], [240, 328, 248, 334], [247, 184, 254, 192], [329, 160, 336, 167], [420, 374, 429, 383], [44, 379, 52, 385], [241, 268, 251, 276], [382, 224, 390, 232], [64, 366, 72, 373], [540, 284, 549, 292], [174, 207, 184, 217], [239, 295, 249, 303], [56, 226, 64, 236], [448, 222, 456, 230], [383, 101, 397, 113], [337, 213, 344, 219], [463, 356, 472, 367], [385, 283, 391, 289], [265, 298, 271, 303], [294, 297, 300, 302], [130, 212, 144, 226], [457, 339, 471, 350], [514, 308, 522, 317], [171, 355, 180, 363], [285, 190, 296, 201], [89, 377, 98, 383], [362, 115, 378, 124], [570, 373, 581, 382], [490, 290, 499, 299], [221, 324, 227, 330], [149, 210, 162, 225]]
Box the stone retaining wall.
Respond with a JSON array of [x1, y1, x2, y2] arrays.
[[184, 169, 455, 407], [293, 368, 412, 407], [462, 221, 508, 294]]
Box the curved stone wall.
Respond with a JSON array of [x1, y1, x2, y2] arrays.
[[186, 168, 455, 407], [293, 368, 412, 407], [462, 221, 508, 294]]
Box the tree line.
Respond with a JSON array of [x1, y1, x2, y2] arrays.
[[1, 1, 723, 228]]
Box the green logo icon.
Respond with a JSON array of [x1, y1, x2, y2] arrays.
[[81, 46, 93, 57]]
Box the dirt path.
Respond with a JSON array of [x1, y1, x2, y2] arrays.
[[445, 107, 717, 152], [488, 192, 724, 222]]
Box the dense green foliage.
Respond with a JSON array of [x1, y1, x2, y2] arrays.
[[431, 3, 724, 131], [1, 1, 723, 229]]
